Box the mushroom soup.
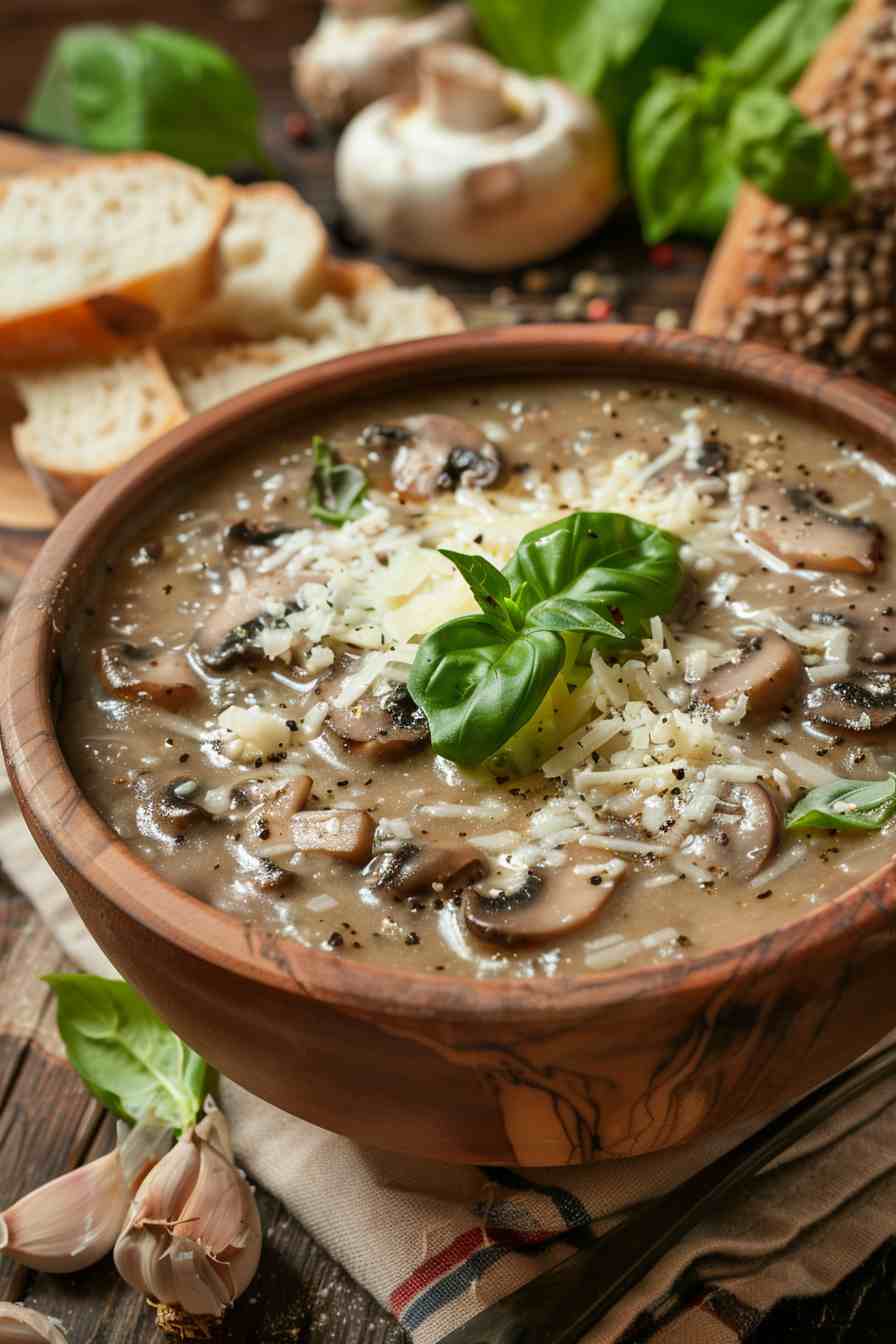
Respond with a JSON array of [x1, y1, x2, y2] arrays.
[[62, 377, 896, 978]]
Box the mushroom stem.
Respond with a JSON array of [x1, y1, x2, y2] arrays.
[[420, 45, 513, 132]]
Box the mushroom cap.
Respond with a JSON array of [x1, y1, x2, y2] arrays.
[[679, 783, 780, 883], [293, 4, 475, 127], [464, 865, 619, 946], [335, 43, 620, 271]]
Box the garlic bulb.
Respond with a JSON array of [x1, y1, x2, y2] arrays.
[[0, 1305, 68, 1343], [0, 1119, 171, 1273], [114, 1106, 261, 1318]]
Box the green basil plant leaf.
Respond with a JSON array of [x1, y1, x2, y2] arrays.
[[309, 437, 368, 527], [504, 511, 684, 637], [409, 511, 683, 768], [727, 87, 851, 207], [439, 549, 514, 628], [26, 22, 271, 175], [629, 73, 713, 243], [785, 774, 896, 833], [726, 0, 850, 94], [409, 617, 566, 768], [44, 974, 207, 1132]]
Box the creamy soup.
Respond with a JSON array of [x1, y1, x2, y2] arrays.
[[62, 376, 896, 978]]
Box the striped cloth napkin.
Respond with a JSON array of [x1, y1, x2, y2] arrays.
[[2, 764, 895, 1344]]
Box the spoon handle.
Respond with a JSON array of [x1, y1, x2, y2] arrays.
[[438, 1040, 896, 1344]]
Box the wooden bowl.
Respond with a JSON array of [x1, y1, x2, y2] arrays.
[[4, 325, 896, 1167]]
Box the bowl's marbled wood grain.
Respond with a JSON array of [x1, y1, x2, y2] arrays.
[[5, 326, 896, 1166]]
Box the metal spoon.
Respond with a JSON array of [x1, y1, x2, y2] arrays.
[[439, 1039, 896, 1344]]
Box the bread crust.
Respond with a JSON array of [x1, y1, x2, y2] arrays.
[[0, 154, 232, 367], [692, 0, 894, 371]]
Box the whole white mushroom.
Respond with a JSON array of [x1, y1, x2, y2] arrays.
[[335, 43, 621, 271], [293, 2, 475, 127]]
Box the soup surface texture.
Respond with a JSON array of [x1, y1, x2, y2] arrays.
[[62, 376, 896, 978]]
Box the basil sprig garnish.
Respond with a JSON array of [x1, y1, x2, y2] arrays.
[[408, 512, 683, 769], [308, 437, 368, 527], [785, 773, 896, 833]]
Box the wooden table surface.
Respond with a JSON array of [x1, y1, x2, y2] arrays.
[[1, 4, 895, 1343]]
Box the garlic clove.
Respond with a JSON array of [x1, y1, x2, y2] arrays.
[[0, 1119, 171, 1274], [0, 1304, 69, 1343], [114, 1107, 261, 1319]]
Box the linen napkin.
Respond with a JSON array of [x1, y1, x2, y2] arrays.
[[2, 765, 896, 1344]]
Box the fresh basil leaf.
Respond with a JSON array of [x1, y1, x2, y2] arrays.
[[727, 0, 850, 93], [26, 22, 270, 174], [656, 0, 783, 57], [44, 974, 207, 1132], [439, 549, 514, 628], [553, 0, 666, 96], [309, 437, 368, 527], [464, 0, 553, 76], [629, 74, 714, 243], [504, 511, 683, 631], [728, 87, 851, 206], [524, 596, 625, 639], [785, 774, 896, 832], [408, 617, 565, 767]]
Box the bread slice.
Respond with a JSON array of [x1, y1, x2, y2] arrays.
[[12, 349, 187, 512], [177, 183, 329, 340], [692, 0, 893, 373], [166, 263, 463, 413], [0, 154, 231, 365]]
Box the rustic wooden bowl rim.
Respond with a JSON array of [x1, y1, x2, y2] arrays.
[[5, 324, 896, 1023]]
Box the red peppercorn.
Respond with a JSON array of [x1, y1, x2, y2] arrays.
[[650, 243, 676, 269], [586, 298, 612, 322], [284, 112, 312, 144]]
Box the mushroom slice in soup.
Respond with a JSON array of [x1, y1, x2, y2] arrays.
[[290, 809, 375, 864], [97, 643, 200, 709], [656, 439, 730, 496], [463, 866, 619, 946], [803, 672, 896, 732], [697, 633, 803, 718], [361, 415, 502, 500], [225, 520, 299, 549], [742, 483, 882, 575], [327, 681, 430, 761], [245, 776, 313, 848], [197, 569, 316, 670], [679, 782, 779, 882], [365, 841, 487, 897], [137, 776, 213, 841]]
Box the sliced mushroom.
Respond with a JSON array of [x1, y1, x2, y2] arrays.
[[742, 483, 882, 575], [197, 569, 318, 670], [327, 681, 429, 761], [293, 2, 475, 127], [335, 42, 620, 271], [657, 439, 730, 496], [464, 866, 618, 946], [225, 520, 298, 549], [138, 777, 212, 841], [97, 643, 200, 709], [679, 783, 780, 882], [360, 414, 502, 501], [697, 633, 803, 718], [245, 776, 313, 848], [364, 841, 487, 897], [290, 809, 375, 864], [803, 672, 896, 732]]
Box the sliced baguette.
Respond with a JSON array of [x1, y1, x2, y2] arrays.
[[176, 183, 329, 340], [12, 349, 187, 513], [692, 0, 895, 373], [0, 154, 231, 365], [166, 263, 463, 413]]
